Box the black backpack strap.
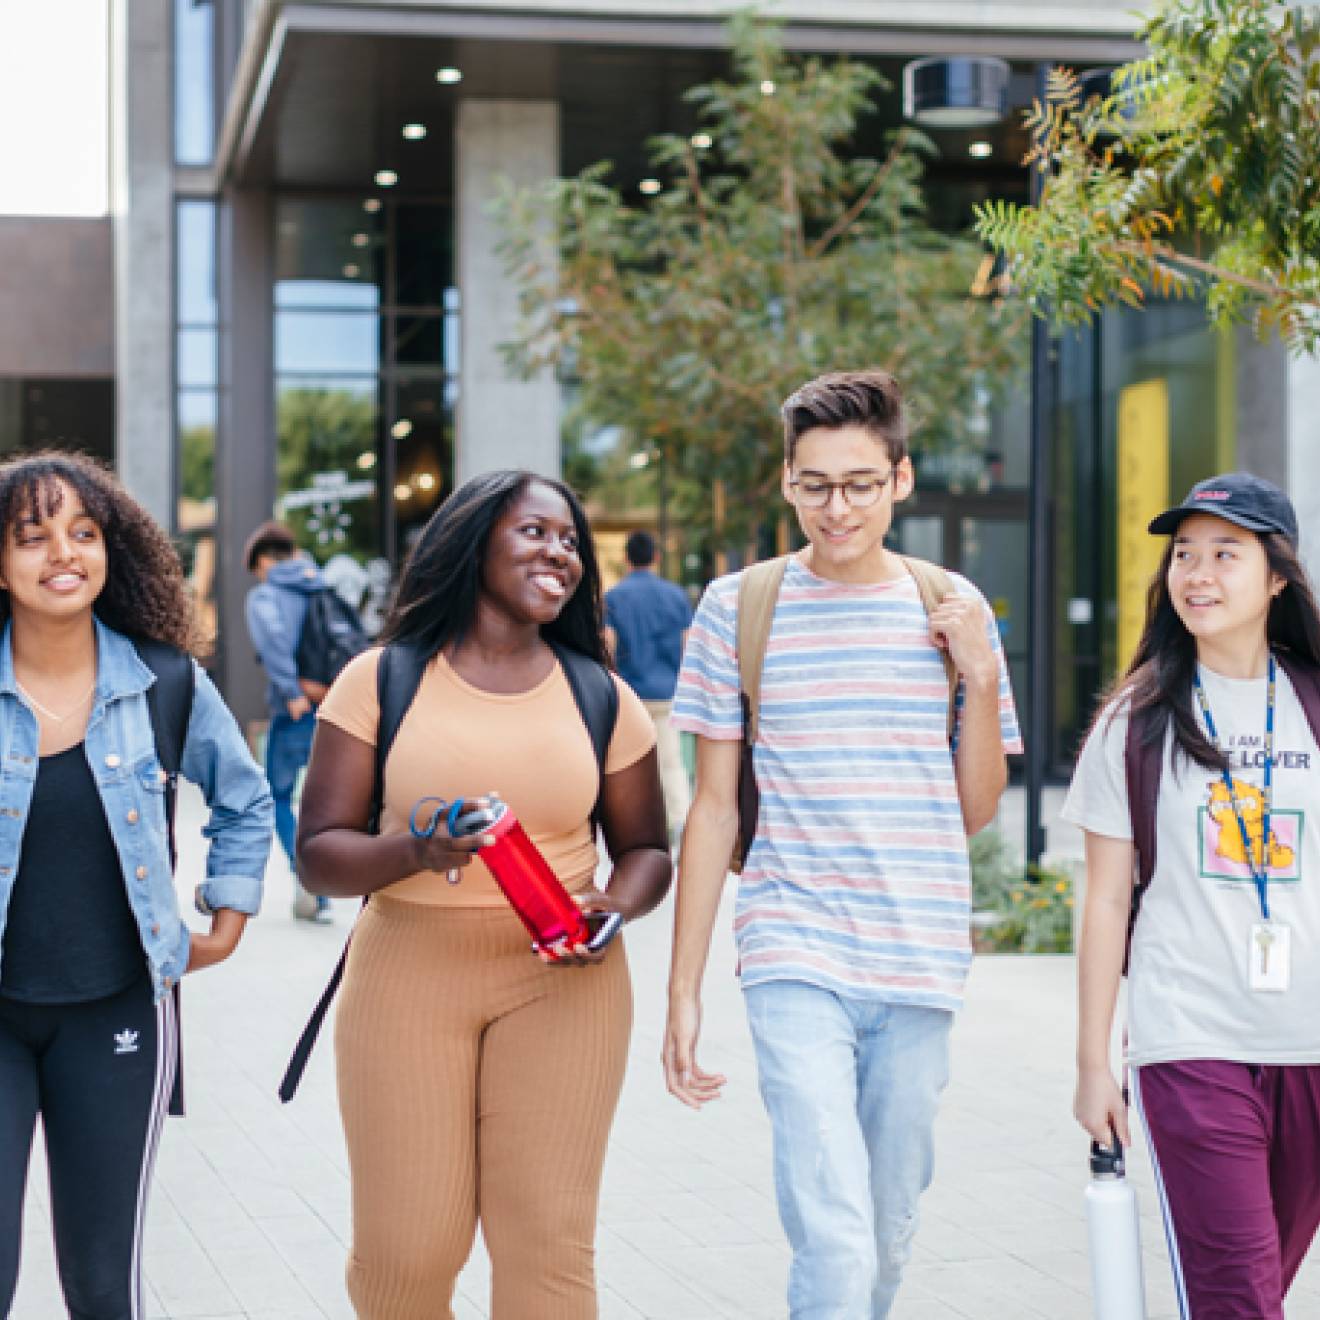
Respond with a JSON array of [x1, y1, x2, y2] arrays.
[[280, 642, 426, 1104], [132, 637, 196, 870], [130, 636, 196, 1117], [548, 640, 619, 822], [1123, 701, 1162, 974]]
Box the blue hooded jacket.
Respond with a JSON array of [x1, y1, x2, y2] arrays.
[[244, 555, 326, 716]]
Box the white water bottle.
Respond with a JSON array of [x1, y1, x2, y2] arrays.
[[1085, 1135, 1146, 1319]]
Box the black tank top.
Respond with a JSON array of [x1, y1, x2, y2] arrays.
[[0, 743, 145, 1003]]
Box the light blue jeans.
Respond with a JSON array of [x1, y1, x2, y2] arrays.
[[744, 980, 953, 1319]]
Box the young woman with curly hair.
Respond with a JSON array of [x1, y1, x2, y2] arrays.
[[297, 470, 671, 1319], [0, 452, 273, 1319]]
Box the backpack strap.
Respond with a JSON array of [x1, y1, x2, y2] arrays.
[[731, 556, 791, 874], [737, 556, 791, 747], [900, 555, 959, 741], [548, 639, 619, 825], [130, 636, 196, 1118], [373, 641, 427, 830], [1276, 652, 1320, 748], [280, 642, 425, 1105], [1123, 700, 1163, 974], [132, 638, 196, 871]]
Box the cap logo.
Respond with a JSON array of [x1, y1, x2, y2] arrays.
[[1194, 490, 1232, 502]]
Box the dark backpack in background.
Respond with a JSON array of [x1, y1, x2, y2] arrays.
[[296, 588, 370, 702]]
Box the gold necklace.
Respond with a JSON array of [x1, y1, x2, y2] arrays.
[[16, 679, 96, 725]]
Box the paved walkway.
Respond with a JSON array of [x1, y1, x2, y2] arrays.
[[12, 786, 1320, 1318]]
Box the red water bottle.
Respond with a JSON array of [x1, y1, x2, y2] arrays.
[[452, 795, 591, 956]]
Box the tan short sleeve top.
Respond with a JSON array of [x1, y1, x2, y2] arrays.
[[317, 647, 656, 907]]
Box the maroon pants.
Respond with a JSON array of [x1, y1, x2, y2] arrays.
[[1133, 1061, 1320, 1319]]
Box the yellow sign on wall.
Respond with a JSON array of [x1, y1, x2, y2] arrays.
[[1117, 379, 1170, 668]]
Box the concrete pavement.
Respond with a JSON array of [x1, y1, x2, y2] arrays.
[[12, 784, 1320, 1318]]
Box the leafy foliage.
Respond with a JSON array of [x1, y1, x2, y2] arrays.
[[975, 0, 1320, 353], [498, 14, 1026, 548], [971, 828, 1076, 954]]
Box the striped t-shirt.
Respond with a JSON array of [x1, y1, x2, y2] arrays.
[[672, 556, 1022, 1012]]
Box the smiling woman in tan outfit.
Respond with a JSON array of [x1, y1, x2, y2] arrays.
[[297, 470, 671, 1320]]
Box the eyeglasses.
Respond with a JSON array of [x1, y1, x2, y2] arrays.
[[788, 471, 895, 509]]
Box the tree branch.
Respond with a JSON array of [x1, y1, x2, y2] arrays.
[[808, 129, 912, 261]]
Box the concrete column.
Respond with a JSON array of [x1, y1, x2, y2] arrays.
[[109, 0, 174, 526], [1234, 328, 1289, 490], [455, 100, 560, 481], [1288, 352, 1320, 582], [215, 189, 275, 723]]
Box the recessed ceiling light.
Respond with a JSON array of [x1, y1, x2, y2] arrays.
[[402, 123, 427, 141], [416, 472, 437, 491], [342, 263, 360, 278], [351, 233, 370, 249], [969, 140, 994, 159], [393, 483, 413, 501], [690, 132, 713, 150], [356, 451, 377, 470], [374, 169, 398, 187], [436, 67, 462, 84], [391, 419, 413, 440], [639, 178, 662, 195], [363, 198, 382, 213], [760, 80, 776, 96]]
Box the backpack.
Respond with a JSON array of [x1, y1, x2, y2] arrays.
[[278, 638, 619, 1102], [132, 636, 196, 1115], [731, 554, 959, 874], [296, 588, 370, 702], [1121, 650, 1320, 972]]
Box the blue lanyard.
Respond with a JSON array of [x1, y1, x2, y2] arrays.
[[1192, 655, 1275, 921]]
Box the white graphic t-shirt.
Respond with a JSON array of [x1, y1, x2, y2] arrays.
[[1063, 663, 1320, 1066]]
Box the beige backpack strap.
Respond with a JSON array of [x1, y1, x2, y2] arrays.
[[736, 555, 791, 745], [901, 555, 959, 740]]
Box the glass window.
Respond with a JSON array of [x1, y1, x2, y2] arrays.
[[178, 328, 218, 388], [173, 0, 216, 166], [395, 205, 452, 308], [177, 200, 218, 324], [174, 197, 218, 634], [391, 378, 453, 563], [275, 312, 382, 376], [276, 377, 380, 564], [394, 316, 445, 368], [275, 198, 384, 307]]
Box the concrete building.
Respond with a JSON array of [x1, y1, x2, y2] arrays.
[[3, 0, 1315, 771]]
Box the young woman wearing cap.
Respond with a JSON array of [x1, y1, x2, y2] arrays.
[[1065, 473, 1320, 1318]]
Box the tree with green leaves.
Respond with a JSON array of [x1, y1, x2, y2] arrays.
[[498, 15, 1026, 552], [976, 0, 1320, 351]]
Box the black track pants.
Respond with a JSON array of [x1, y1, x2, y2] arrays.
[[0, 976, 176, 1319]]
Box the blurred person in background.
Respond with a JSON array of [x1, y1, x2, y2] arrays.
[[604, 529, 692, 843], [243, 520, 331, 923]]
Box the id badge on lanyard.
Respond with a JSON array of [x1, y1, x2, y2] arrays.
[[1194, 656, 1291, 993]]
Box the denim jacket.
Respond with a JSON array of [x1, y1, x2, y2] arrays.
[[0, 620, 274, 1002]]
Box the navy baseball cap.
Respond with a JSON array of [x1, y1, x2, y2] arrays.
[[1148, 472, 1298, 545]]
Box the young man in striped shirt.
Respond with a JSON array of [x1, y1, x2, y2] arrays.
[[664, 369, 1021, 1318]]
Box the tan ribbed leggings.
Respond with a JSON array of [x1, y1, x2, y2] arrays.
[[335, 895, 632, 1320]]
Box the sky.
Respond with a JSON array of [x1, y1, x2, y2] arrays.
[[0, 0, 110, 216]]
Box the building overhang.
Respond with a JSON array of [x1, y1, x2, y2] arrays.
[[216, 0, 1144, 189]]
